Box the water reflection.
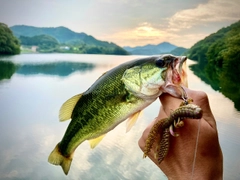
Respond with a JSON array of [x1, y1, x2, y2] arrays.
[[16, 62, 95, 77], [190, 63, 240, 111], [0, 54, 240, 180], [0, 59, 95, 81], [0, 61, 16, 80]]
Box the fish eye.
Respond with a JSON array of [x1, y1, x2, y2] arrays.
[[156, 59, 165, 68]]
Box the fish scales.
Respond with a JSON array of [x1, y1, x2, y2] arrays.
[[59, 59, 151, 155], [48, 55, 188, 175]]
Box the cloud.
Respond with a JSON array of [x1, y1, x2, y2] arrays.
[[133, 22, 165, 38], [168, 0, 240, 31], [100, 21, 208, 48], [1, 0, 239, 48], [101, 22, 177, 47], [103, 0, 240, 48]]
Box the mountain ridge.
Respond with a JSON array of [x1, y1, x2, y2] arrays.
[[10, 25, 187, 55], [10, 25, 130, 55], [123, 42, 187, 55], [10, 25, 118, 48]]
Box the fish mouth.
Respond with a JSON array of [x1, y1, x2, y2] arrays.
[[171, 56, 188, 86], [160, 55, 188, 98]]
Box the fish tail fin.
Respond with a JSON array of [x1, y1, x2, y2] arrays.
[[48, 143, 73, 175]]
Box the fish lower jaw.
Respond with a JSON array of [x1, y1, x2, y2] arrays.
[[134, 92, 162, 101], [172, 69, 181, 85], [172, 57, 187, 85]]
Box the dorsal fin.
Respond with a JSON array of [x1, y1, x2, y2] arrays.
[[59, 94, 82, 122], [88, 134, 106, 149], [126, 111, 142, 133]]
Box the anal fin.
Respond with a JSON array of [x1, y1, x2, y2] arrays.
[[88, 134, 106, 149]]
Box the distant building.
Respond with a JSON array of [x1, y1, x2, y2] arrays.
[[60, 46, 70, 50], [31, 46, 38, 52]]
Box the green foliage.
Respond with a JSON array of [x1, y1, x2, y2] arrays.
[[0, 61, 16, 80], [45, 43, 129, 55], [0, 23, 20, 55], [112, 46, 130, 55], [19, 35, 59, 52], [188, 20, 240, 110], [187, 29, 227, 66]]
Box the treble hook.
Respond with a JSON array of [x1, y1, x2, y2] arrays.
[[181, 86, 188, 105]]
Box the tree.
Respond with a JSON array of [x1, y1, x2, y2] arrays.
[[111, 46, 129, 55], [0, 23, 20, 55], [19, 34, 59, 50]]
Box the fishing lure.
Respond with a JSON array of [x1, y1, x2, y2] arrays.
[[143, 100, 202, 164]]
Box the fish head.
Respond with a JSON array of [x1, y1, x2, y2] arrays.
[[160, 55, 188, 98], [122, 54, 187, 100]]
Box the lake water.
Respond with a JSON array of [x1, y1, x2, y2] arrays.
[[0, 54, 239, 180]]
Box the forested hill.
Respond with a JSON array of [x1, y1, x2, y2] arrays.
[[10, 25, 129, 55], [11, 25, 115, 47], [187, 20, 240, 110]]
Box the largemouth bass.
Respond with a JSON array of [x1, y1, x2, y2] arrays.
[[48, 54, 187, 175]]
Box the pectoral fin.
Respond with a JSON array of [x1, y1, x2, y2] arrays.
[[88, 134, 106, 149], [59, 94, 82, 121], [126, 111, 142, 133]]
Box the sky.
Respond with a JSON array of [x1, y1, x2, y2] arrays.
[[0, 0, 239, 48]]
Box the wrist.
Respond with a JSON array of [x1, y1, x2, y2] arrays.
[[162, 150, 223, 180]]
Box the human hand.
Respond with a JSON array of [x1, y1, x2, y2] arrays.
[[138, 88, 223, 180]]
